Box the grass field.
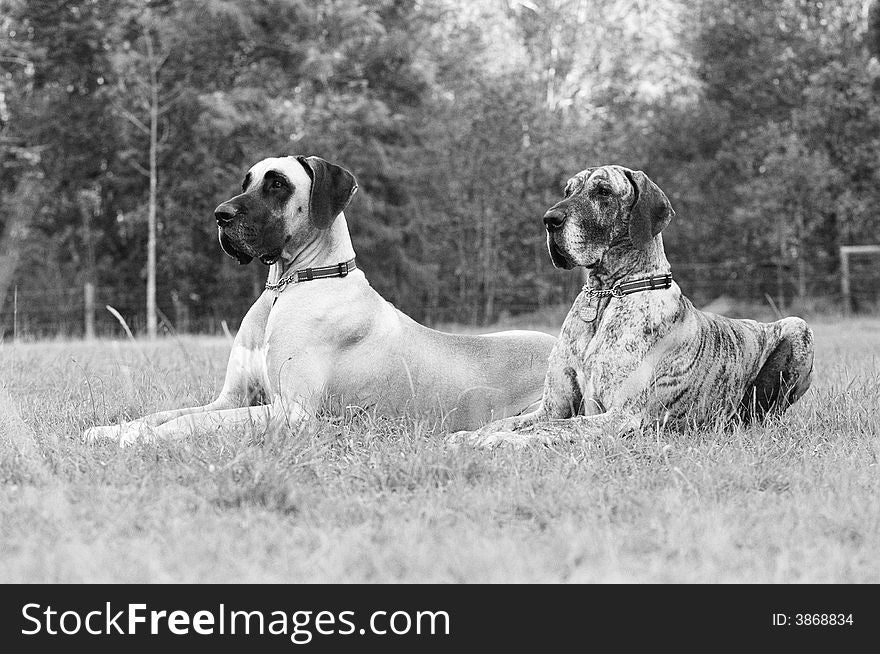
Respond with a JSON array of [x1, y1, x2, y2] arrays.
[[1, 317, 878, 583]]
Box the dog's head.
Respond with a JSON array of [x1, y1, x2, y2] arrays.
[[214, 155, 358, 265], [543, 165, 674, 270]]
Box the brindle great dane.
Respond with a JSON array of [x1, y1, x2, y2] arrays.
[[453, 164, 814, 447]]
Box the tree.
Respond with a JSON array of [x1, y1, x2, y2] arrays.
[[0, 6, 40, 323], [109, 5, 179, 338], [643, 0, 879, 306], [106, 0, 253, 336], [1, 0, 116, 333], [869, 0, 880, 58], [5, 0, 880, 334]]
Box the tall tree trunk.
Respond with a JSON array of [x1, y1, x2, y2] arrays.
[[76, 188, 100, 339], [0, 175, 41, 321], [481, 207, 498, 326], [795, 204, 806, 303], [146, 30, 159, 339], [796, 256, 806, 303], [456, 217, 467, 323], [776, 219, 785, 312]]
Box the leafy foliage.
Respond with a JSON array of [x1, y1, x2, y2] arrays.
[[2, 0, 879, 335]]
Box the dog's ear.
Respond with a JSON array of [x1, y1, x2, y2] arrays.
[[218, 228, 253, 265], [623, 169, 674, 249], [296, 156, 358, 229]]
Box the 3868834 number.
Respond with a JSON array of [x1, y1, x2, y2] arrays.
[[794, 613, 853, 626]]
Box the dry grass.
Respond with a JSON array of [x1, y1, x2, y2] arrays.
[[1, 318, 878, 583]]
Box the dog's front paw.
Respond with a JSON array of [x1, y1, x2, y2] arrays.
[[82, 424, 123, 444], [447, 428, 542, 449], [82, 423, 154, 447], [446, 416, 514, 445], [446, 423, 503, 447], [117, 423, 155, 447], [472, 430, 512, 449], [446, 429, 473, 445], [473, 430, 551, 449]]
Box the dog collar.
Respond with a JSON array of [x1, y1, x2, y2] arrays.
[[265, 257, 357, 293], [582, 273, 673, 299]]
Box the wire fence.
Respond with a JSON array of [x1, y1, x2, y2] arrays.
[[2, 261, 879, 339]]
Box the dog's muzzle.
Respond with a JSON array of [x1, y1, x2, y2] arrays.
[[544, 207, 574, 268], [543, 207, 566, 231], [214, 203, 239, 226]]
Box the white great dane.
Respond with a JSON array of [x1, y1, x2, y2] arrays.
[[84, 156, 556, 445]]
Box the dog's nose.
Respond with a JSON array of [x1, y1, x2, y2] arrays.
[[214, 204, 238, 225], [543, 208, 566, 230]]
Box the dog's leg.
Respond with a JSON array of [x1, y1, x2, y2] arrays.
[[82, 337, 272, 443], [446, 405, 546, 445], [472, 409, 642, 448], [108, 395, 309, 446], [449, 364, 585, 443], [82, 396, 240, 443], [113, 405, 273, 446], [738, 317, 814, 423]]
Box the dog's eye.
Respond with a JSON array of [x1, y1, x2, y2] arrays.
[[593, 185, 612, 198], [270, 179, 285, 189]]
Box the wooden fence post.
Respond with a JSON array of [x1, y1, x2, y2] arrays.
[[840, 246, 851, 317], [840, 245, 880, 316]]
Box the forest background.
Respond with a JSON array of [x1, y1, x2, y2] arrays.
[[2, 0, 879, 336]]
